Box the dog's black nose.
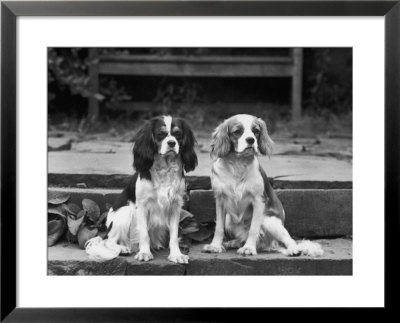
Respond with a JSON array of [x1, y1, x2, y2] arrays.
[[246, 137, 255, 144], [167, 140, 176, 147]]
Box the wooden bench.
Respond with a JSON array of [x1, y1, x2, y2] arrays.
[[88, 48, 303, 120]]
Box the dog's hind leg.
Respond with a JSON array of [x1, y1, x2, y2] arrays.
[[85, 204, 135, 261], [106, 204, 135, 254], [261, 216, 300, 256], [261, 216, 323, 257]]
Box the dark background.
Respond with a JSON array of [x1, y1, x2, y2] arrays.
[[48, 47, 352, 137]]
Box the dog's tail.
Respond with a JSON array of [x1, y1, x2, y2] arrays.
[[85, 237, 120, 262], [86, 204, 137, 262], [263, 239, 323, 257], [296, 240, 324, 256], [85, 222, 121, 262], [279, 239, 324, 257], [261, 217, 323, 257]]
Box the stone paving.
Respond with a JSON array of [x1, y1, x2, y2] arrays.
[[48, 238, 352, 275], [48, 138, 352, 183]]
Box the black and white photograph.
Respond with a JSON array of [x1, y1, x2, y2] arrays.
[[47, 47, 352, 276], [2, 1, 397, 316]]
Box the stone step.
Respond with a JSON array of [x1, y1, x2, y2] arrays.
[[48, 187, 352, 238], [48, 238, 352, 276], [48, 173, 352, 190], [189, 189, 352, 238], [48, 151, 353, 184], [49, 187, 119, 213]]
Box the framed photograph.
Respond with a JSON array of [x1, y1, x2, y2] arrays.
[[1, 0, 398, 320]]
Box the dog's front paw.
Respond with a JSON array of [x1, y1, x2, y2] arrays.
[[202, 243, 225, 253], [285, 245, 301, 257], [168, 253, 189, 264], [134, 251, 154, 262], [237, 245, 257, 256]]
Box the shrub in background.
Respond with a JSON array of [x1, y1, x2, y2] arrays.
[[303, 48, 352, 115], [48, 48, 352, 133], [48, 48, 131, 118]]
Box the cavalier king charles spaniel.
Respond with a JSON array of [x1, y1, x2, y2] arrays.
[[203, 114, 323, 257], [86, 116, 197, 263]]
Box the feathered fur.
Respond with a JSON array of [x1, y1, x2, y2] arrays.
[[204, 114, 323, 257], [86, 116, 197, 263]]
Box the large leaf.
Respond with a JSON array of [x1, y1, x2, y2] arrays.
[[181, 225, 199, 235], [179, 236, 191, 254], [185, 226, 213, 242], [48, 219, 66, 246], [48, 191, 70, 205], [48, 205, 67, 218], [82, 199, 101, 222], [77, 225, 98, 249], [179, 209, 194, 222], [76, 209, 87, 219], [63, 203, 81, 217], [66, 230, 78, 243], [48, 219, 64, 235], [179, 214, 199, 235], [97, 230, 109, 240], [48, 213, 60, 222], [94, 211, 108, 228], [67, 214, 85, 236]]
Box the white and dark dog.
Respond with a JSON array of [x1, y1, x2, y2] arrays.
[[203, 114, 323, 257], [86, 116, 197, 263]]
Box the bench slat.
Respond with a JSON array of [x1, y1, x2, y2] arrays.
[[100, 54, 293, 64], [99, 61, 294, 77]]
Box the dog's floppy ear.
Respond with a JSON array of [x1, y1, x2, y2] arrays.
[[211, 119, 231, 159], [133, 119, 156, 177], [256, 118, 273, 156], [179, 118, 198, 173]]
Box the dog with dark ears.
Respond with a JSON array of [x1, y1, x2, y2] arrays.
[[86, 116, 198, 263], [203, 114, 323, 257]]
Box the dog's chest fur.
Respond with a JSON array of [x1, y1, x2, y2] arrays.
[[150, 155, 185, 207], [136, 155, 185, 227], [211, 157, 264, 223]]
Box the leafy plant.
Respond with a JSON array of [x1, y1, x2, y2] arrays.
[[303, 48, 352, 115], [48, 48, 103, 101], [153, 79, 205, 127], [47, 192, 213, 251], [47, 192, 108, 248], [48, 48, 131, 118], [178, 209, 214, 251]]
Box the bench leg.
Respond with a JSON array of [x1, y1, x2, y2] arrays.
[[88, 48, 99, 122], [292, 48, 303, 121]]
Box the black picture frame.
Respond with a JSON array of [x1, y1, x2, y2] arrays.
[[1, 1, 399, 321]]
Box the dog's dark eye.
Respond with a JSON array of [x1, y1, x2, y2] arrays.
[[253, 128, 260, 135], [172, 130, 182, 139], [156, 132, 167, 141], [233, 129, 242, 136]]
